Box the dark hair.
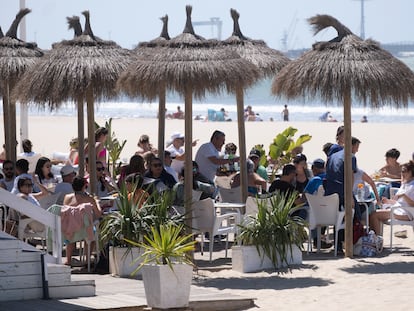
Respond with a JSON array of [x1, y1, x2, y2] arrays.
[[125, 173, 144, 188], [210, 130, 225, 142], [17, 176, 32, 191], [385, 148, 400, 159], [2, 159, 14, 168], [323, 142, 333, 156], [293, 153, 307, 164], [22, 139, 33, 153], [16, 159, 29, 173], [95, 127, 108, 141], [72, 176, 87, 192], [402, 161, 414, 177], [127, 155, 145, 175], [35, 157, 53, 183], [282, 164, 296, 176], [336, 126, 344, 139], [351, 137, 361, 145]]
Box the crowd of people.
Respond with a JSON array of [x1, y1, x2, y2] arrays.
[[1, 123, 414, 260]]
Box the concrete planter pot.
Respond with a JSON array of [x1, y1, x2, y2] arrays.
[[109, 246, 144, 278], [232, 245, 302, 273], [141, 263, 193, 309]]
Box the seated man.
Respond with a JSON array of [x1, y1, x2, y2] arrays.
[[268, 164, 306, 219]]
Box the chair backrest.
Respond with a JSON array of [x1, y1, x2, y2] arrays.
[[245, 196, 258, 216], [192, 198, 215, 232], [38, 193, 61, 210], [305, 193, 339, 228], [219, 187, 242, 203]]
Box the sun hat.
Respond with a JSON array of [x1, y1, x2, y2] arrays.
[[171, 132, 185, 140], [60, 164, 76, 177]]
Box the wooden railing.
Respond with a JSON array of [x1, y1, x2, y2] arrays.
[[0, 188, 62, 264]]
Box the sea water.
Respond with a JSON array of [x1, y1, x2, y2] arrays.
[[6, 58, 414, 124]]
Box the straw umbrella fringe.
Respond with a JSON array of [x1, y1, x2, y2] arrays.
[[117, 5, 259, 228], [14, 11, 131, 193], [0, 8, 43, 162], [272, 14, 414, 257], [221, 8, 290, 201]]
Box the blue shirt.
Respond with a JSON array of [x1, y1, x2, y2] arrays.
[[304, 173, 326, 195]]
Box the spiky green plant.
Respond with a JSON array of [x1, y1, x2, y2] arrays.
[[237, 191, 307, 269], [125, 224, 196, 274]]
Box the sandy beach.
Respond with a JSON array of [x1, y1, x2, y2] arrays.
[[1, 116, 413, 175]]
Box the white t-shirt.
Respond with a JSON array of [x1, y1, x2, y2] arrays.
[[195, 142, 221, 183], [166, 144, 184, 175], [392, 180, 414, 219]]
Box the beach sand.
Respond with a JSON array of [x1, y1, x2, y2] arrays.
[[1, 116, 413, 175], [193, 223, 414, 310]]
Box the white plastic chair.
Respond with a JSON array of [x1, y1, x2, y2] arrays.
[[386, 205, 414, 250], [218, 186, 242, 203], [305, 193, 345, 256], [192, 198, 240, 262]]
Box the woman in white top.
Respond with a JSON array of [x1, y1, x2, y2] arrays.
[[369, 161, 414, 234]]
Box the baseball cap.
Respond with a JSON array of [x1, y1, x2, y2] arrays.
[[249, 149, 261, 159], [312, 158, 325, 169], [60, 164, 76, 177], [171, 132, 185, 140]]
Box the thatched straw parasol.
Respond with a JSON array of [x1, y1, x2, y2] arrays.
[[118, 5, 259, 225], [0, 8, 43, 162], [272, 14, 414, 257], [130, 14, 171, 162], [14, 11, 131, 194], [222, 8, 290, 201]]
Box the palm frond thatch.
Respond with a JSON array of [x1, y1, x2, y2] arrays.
[[14, 12, 131, 109], [272, 14, 414, 108]]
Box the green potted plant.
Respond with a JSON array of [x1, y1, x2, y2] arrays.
[[125, 224, 196, 309], [232, 191, 307, 273], [99, 184, 185, 277]]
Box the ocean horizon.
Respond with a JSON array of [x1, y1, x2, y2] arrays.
[[5, 57, 414, 124]]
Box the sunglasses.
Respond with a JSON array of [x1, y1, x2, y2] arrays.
[[96, 167, 105, 172], [3, 167, 13, 171], [152, 163, 162, 168]]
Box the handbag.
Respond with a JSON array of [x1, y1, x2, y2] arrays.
[[359, 231, 384, 257], [353, 219, 366, 244]]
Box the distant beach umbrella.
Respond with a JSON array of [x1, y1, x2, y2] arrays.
[[118, 5, 259, 222], [272, 14, 414, 257], [221, 8, 290, 201], [15, 11, 131, 193], [0, 8, 43, 162]]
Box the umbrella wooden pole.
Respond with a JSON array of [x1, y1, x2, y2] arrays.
[[158, 86, 166, 163], [77, 97, 85, 177], [86, 88, 97, 195], [9, 96, 17, 163], [2, 90, 11, 162], [343, 90, 353, 257], [184, 88, 193, 234], [236, 88, 248, 203]]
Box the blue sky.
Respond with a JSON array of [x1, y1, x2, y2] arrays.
[[2, 0, 413, 51]]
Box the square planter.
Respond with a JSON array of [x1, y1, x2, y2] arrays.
[[141, 263, 193, 309], [232, 245, 302, 273], [109, 246, 144, 278]]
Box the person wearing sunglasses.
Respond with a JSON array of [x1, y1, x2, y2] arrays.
[[144, 157, 176, 194], [87, 161, 116, 198], [0, 160, 15, 191]]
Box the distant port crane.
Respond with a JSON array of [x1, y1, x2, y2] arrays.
[[193, 17, 223, 40]]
